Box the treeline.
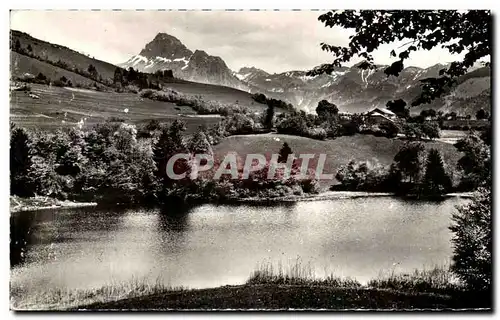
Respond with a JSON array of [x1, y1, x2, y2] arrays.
[[10, 119, 320, 205], [140, 89, 252, 116], [333, 132, 491, 197], [251, 93, 295, 112]]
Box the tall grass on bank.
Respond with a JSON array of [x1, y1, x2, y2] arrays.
[[10, 276, 183, 311], [247, 259, 460, 295], [368, 265, 463, 294], [247, 258, 361, 287]]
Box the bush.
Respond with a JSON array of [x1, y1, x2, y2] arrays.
[[379, 122, 400, 138], [450, 187, 491, 292], [335, 160, 391, 191]]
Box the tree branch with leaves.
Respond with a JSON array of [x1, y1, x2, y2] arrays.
[[308, 10, 491, 106]]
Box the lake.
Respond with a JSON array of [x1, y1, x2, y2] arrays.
[[10, 197, 465, 294]]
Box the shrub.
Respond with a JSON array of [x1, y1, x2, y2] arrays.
[[450, 187, 491, 292], [379, 121, 400, 138], [335, 160, 390, 191]]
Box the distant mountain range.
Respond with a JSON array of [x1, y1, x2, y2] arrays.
[[121, 32, 490, 115]]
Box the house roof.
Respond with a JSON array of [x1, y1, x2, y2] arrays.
[[368, 112, 395, 122], [372, 107, 396, 116]]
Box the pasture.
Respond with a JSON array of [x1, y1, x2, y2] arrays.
[[10, 84, 222, 133]]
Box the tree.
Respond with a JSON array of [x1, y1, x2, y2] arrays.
[[263, 103, 275, 129], [36, 72, 47, 81], [14, 39, 21, 52], [420, 122, 440, 140], [153, 120, 188, 186], [251, 93, 267, 104], [402, 123, 423, 140], [60, 76, 68, 84], [386, 99, 409, 118], [454, 133, 491, 190], [10, 124, 33, 196], [308, 10, 491, 106], [379, 121, 399, 138], [278, 142, 292, 163], [113, 67, 123, 85], [476, 108, 487, 120], [450, 186, 491, 292], [421, 149, 452, 196], [88, 64, 98, 78], [393, 142, 425, 185], [27, 44, 33, 52], [420, 109, 437, 119], [316, 99, 339, 121], [126, 67, 138, 82], [188, 129, 213, 156]]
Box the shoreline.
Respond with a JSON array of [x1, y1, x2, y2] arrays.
[[10, 191, 474, 213], [224, 190, 474, 204], [10, 196, 97, 213]]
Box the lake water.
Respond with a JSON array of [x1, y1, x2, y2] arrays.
[[10, 197, 465, 293]]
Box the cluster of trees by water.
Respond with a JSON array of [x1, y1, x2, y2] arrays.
[[9, 119, 321, 205], [334, 131, 491, 197]]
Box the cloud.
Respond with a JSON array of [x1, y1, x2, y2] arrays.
[[10, 10, 472, 74]]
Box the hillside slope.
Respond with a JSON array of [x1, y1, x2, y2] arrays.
[[10, 52, 98, 87], [10, 83, 222, 132], [10, 30, 118, 80]]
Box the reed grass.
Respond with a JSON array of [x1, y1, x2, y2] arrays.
[[10, 275, 184, 311]]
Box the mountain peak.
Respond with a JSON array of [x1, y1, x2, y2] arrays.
[[139, 32, 193, 59]]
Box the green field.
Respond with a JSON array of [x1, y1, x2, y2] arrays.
[[213, 134, 463, 186], [10, 83, 224, 132]]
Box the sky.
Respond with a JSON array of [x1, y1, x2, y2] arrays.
[[10, 10, 473, 74]]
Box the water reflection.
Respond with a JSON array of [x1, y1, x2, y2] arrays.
[[11, 197, 465, 292]]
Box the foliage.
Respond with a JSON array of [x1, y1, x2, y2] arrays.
[[450, 187, 491, 292], [188, 129, 213, 156], [453, 133, 491, 190], [276, 111, 327, 140], [278, 142, 293, 163], [420, 122, 440, 140], [251, 92, 295, 111], [316, 99, 339, 121], [421, 149, 452, 196], [140, 88, 252, 116], [420, 109, 437, 119], [263, 103, 275, 129], [251, 93, 267, 104], [386, 99, 409, 118], [393, 142, 425, 185], [10, 124, 33, 196], [153, 120, 188, 185], [475, 108, 489, 120], [402, 123, 423, 140], [335, 160, 391, 191], [403, 122, 440, 140], [378, 121, 400, 138], [309, 10, 491, 106]]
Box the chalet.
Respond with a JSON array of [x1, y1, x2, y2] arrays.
[[364, 107, 397, 125]]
